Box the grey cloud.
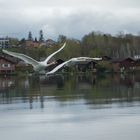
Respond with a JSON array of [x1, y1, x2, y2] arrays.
[[40, 10, 140, 39], [0, 0, 140, 39], [1, 0, 140, 10]]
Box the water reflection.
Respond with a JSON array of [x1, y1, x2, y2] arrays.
[[0, 73, 140, 109]]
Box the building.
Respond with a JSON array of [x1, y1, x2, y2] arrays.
[[75, 61, 97, 72], [0, 56, 16, 74], [135, 59, 140, 70], [0, 38, 10, 48], [25, 40, 40, 48], [134, 55, 140, 60], [111, 58, 136, 72], [45, 39, 56, 47], [25, 39, 57, 48]]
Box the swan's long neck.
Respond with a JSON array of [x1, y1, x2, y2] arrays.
[[44, 42, 66, 64]]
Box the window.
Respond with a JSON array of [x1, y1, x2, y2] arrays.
[[2, 64, 11, 68]]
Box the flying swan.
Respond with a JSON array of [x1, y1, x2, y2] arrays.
[[46, 57, 102, 75], [2, 42, 66, 72]]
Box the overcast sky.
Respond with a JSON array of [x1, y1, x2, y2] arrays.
[[0, 0, 140, 40]]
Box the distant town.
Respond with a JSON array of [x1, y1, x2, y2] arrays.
[[0, 30, 140, 75], [0, 30, 57, 48]]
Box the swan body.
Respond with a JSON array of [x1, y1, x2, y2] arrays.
[[2, 42, 66, 72]]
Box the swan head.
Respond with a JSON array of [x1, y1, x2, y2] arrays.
[[46, 61, 57, 66]]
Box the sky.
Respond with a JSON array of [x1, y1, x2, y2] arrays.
[[0, 0, 140, 40]]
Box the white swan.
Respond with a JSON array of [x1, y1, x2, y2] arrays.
[[46, 57, 102, 75], [2, 42, 66, 72]]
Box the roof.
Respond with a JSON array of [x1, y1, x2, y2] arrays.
[[46, 39, 56, 47], [111, 57, 135, 63], [0, 56, 16, 64]]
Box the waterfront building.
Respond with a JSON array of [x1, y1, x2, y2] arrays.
[[0, 56, 16, 74], [111, 58, 136, 72]]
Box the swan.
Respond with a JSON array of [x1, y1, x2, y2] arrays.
[[2, 42, 66, 72], [46, 57, 102, 75]]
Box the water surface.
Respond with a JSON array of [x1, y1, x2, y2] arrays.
[[0, 73, 140, 140]]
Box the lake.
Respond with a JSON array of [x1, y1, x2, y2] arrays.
[[0, 73, 140, 140]]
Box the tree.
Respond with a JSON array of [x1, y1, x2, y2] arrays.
[[39, 30, 44, 42], [19, 38, 26, 46], [34, 37, 38, 42], [28, 31, 33, 41], [57, 35, 67, 43], [9, 38, 19, 47]]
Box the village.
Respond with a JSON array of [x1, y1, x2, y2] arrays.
[[0, 31, 140, 75]]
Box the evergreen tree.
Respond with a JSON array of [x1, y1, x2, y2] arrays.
[[28, 31, 33, 41], [39, 30, 44, 42], [34, 37, 38, 42], [57, 35, 66, 43]]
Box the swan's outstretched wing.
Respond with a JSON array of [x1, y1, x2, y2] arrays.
[[46, 57, 102, 75], [2, 50, 39, 67], [75, 57, 102, 61], [44, 42, 66, 64]]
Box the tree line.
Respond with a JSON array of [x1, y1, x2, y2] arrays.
[[55, 32, 140, 60], [4, 31, 140, 61]]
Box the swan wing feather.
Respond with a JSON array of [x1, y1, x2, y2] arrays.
[[2, 49, 39, 67]]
